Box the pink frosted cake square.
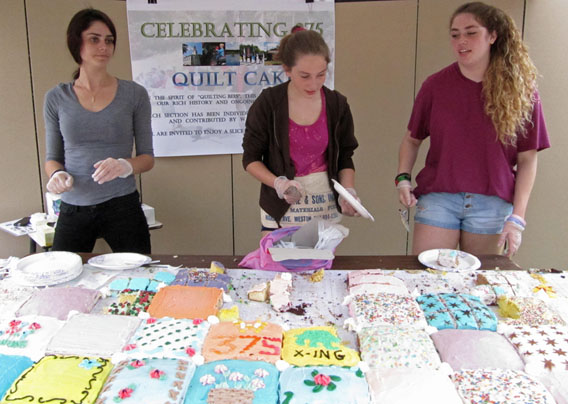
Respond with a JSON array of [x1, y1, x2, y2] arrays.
[[16, 286, 100, 320]]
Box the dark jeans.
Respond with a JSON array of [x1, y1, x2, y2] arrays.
[[51, 191, 151, 253]]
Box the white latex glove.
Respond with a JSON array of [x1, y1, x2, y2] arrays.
[[338, 187, 360, 217], [92, 158, 133, 185], [273, 176, 304, 204], [46, 171, 74, 194], [498, 220, 523, 258], [397, 180, 417, 208]]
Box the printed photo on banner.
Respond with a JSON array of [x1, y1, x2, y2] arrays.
[[127, 0, 335, 156]]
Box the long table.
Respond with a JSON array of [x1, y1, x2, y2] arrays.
[[79, 254, 522, 270]]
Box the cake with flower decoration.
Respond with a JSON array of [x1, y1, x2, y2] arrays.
[[183, 359, 279, 404], [0, 355, 112, 404], [123, 316, 210, 362], [105, 290, 155, 316], [0, 315, 64, 361], [95, 358, 195, 404], [281, 326, 360, 367], [279, 365, 369, 404], [202, 320, 282, 364]]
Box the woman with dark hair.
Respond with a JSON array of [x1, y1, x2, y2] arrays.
[[396, 2, 549, 257], [242, 26, 360, 233], [44, 8, 154, 253]]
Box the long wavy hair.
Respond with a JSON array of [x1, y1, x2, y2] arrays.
[[451, 2, 538, 146]]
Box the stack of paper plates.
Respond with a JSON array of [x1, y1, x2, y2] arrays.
[[13, 251, 83, 286]]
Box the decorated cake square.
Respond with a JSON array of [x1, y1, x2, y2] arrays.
[[430, 329, 524, 371], [202, 320, 282, 364], [0, 315, 64, 361], [345, 293, 428, 332], [437, 249, 460, 268], [183, 359, 279, 404], [501, 324, 568, 402], [498, 296, 566, 326], [473, 271, 540, 305], [105, 290, 155, 316], [148, 285, 223, 319], [123, 316, 210, 361], [281, 326, 360, 367], [279, 366, 369, 404], [348, 273, 409, 296], [0, 355, 112, 404], [269, 272, 292, 312], [47, 314, 141, 358], [451, 369, 556, 404], [391, 270, 474, 296], [0, 354, 34, 400], [358, 325, 441, 370], [366, 368, 463, 404], [171, 268, 232, 292], [0, 287, 35, 322], [416, 293, 497, 331], [16, 286, 100, 321], [95, 358, 195, 404]]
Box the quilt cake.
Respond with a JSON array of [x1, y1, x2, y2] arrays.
[[95, 358, 195, 404], [0, 354, 34, 400], [47, 314, 141, 358], [474, 271, 540, 304], [0, 355, 112, 404], [184, 359, 279, 404], [171, 269, 231, 292], [202, 320, 282, 364], [105, 290, 155, 316], [282, 326, 360, 367], [108, 271, 175, 293], [366, 368, 463, 404], [0, 315, 64, 361], [148, 285, 223, 319], [451, 369, 556, 404], [358, 325, 441, 370], [123, 316, 210, 361], [279, 366, 369, 404], [430, 329, 524, 371], [416, 293, 497, 331], [391, 271, 473, 296], [345, 293, 428, 332], [15, 286, 100, 320]]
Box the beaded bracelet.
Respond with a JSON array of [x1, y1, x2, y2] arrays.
[[394, 172, 411, 186], [506, 214, 526, 231]]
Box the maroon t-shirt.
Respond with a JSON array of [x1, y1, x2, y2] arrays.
[[408, 63, 550, 203]]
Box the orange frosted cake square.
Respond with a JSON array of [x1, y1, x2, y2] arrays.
[[147, 285, 223, 320], [202, 320, 282, 363]]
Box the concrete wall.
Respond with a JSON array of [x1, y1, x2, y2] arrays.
[[1, 0, 565, 270]]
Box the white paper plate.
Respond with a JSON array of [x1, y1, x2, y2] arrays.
[[418, 249, 481, 272], [87, 253, 151, 270], [14, 251, 83, 286], [331, 179, 375, 221]]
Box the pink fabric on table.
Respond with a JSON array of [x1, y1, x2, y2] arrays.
[[289, 89, 328, 177]]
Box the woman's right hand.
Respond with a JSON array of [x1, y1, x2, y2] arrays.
[[397, 180, 417, 207], [274, 176, 304, 204], [47, 171, 74, 194]]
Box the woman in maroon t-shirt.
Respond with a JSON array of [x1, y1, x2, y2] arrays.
[[396, 2, 549, 257]]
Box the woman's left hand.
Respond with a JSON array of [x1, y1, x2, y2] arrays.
[[92, 158, 133, 184], [338, 187, 361, 217]]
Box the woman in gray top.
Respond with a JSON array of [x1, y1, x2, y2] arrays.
[[44, 8, 154, 253]]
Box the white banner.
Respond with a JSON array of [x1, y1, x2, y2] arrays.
[[127, 0, 335, 157]]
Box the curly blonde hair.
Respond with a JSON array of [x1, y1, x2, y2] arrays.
[[451, 2, 538, 146]]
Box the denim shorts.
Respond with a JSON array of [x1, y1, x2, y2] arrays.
[[414, 192, 513, 234]]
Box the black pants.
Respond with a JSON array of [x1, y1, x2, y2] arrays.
[[51, 191, 151, 253]]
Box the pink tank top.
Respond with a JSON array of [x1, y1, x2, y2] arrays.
[[289, 89, 329, 177]]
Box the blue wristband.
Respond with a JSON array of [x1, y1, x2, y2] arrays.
[[506, 215, 526, 230]]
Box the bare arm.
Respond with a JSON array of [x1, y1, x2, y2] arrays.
[[397, 130, 422, 207], [127, 154, 154, 175], [512, 149, 538, 219]]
